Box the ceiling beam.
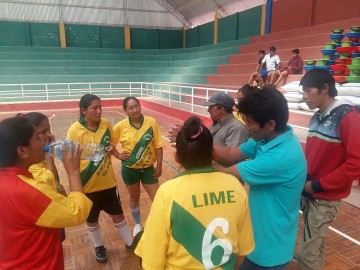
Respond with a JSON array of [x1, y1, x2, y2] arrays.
[[154, 0, 192, 28]]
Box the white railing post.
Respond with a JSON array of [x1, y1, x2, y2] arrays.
[[168, 84, 171, 107], [191, 87, 194, 112], [152, 83, 155, 102], [45, 84, 49, 101], [0, 82, 236, 110]]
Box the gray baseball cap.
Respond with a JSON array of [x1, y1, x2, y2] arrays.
[[202, 92, 235, 108]]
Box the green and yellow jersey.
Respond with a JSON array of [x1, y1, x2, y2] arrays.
[[113, 115, 163, 169], [67, 118, 117, 193], [135, 167, 254, 270]]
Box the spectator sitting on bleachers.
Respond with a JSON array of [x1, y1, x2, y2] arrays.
[[248, 50, 266, 85], [259, 46, 281, 85], [274, 48, 303, 87]]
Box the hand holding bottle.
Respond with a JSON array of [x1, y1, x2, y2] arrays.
[[104, 145, 115, 156], [44, 140, 105, 162], [61, 142, 83, 192]]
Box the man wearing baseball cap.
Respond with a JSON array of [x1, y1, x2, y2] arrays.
[[202, 92, 248, 147]]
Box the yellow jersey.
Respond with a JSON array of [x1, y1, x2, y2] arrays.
[[113, 115, 163, 169], [135, 167, 254, 270], [67, 118, 118, 193]]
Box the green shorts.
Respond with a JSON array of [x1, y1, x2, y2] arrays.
[[121, 165, 158, 185]]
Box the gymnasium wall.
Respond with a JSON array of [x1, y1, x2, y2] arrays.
[[199, 21, 214, 46], [0, 4, 263, 49], [186, 6, 263, 47], [185, 27, 199, 48], [218, 13, 238, 43], [271, 0, 359, 33], [237, 6, 262, 40], [1, 1, 356, 49], [0, 21, 60, 47]]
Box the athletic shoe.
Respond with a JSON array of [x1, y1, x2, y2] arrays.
[[132, 223, 143, 237], [126, 230, 144, 252], [95, 245, 107, 263]]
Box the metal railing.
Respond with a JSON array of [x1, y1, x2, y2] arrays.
[[0, 82, 237, 113]]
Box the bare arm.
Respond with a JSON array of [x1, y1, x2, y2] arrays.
[[294, 58, 304, 72], [213, 162, 244, 185], [234, 256, 245, 270], [276, 61, 281, 70], [167, 124, 182, 146], [61, 142, 83, 192], [154, 147, 163, 178], [44, 134, 59, 180], [45, 156, 59, 179], [258, 62, 264, 71], [213, 145, 248, 167], [113, 148, 131, 161]]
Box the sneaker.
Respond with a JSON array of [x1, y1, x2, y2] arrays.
[[126, 230, 144, 252], [132, 223, 143, 237], [95, 245, 107, 263]]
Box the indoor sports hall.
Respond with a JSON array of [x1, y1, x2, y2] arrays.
[[0, 0, 359, 269]]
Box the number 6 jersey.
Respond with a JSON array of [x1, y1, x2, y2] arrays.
[[135, 167, 254, 270]]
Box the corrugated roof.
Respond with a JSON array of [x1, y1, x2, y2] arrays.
[[161, 0, 266, 27]]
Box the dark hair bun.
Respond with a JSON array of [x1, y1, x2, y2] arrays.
[[182, 116, 203, 140]]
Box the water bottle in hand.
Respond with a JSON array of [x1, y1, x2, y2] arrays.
[[44, 140, 105, 162]]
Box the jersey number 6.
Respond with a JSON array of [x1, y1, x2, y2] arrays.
[[201, 218, 232, 269]]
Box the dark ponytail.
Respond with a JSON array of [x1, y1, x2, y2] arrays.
[[176, 116, 213, 169]]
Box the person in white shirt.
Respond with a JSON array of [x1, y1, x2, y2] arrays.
[[259, 46, 281, 84]]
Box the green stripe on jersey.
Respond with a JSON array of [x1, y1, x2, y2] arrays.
[[80, 128, 110, 186], [123, 126, 153, 167], [171, 201, 236, 269]]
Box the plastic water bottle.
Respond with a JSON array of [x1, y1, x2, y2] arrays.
[[43, 140, 105, 162]]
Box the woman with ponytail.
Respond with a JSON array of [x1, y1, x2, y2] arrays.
[[135, 116, 254, 270]]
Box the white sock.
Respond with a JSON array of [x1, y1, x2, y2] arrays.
[[131, 206, 141, 225], [86, 223, 103, 247], [114, 219, 133, 246]]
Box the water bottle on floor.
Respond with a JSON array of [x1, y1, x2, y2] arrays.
[[44, 140, 105, 162]]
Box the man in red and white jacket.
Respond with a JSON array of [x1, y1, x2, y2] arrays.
[[295, 69, 360, 270]]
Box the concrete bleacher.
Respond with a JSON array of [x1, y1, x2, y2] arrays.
[[0, 37, 250, 85], [206, 17, 360, 88]]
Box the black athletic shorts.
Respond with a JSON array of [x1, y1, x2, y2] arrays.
[[85, 186, 123, 223]]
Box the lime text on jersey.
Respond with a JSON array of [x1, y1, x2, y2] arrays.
[[192, 190, 235, 208]]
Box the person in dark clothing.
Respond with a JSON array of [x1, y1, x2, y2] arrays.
[[274, 48, 303, 86]]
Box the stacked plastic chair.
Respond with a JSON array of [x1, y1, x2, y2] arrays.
[[303, 26, 360, 84], [331, 26, 360, 83]]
